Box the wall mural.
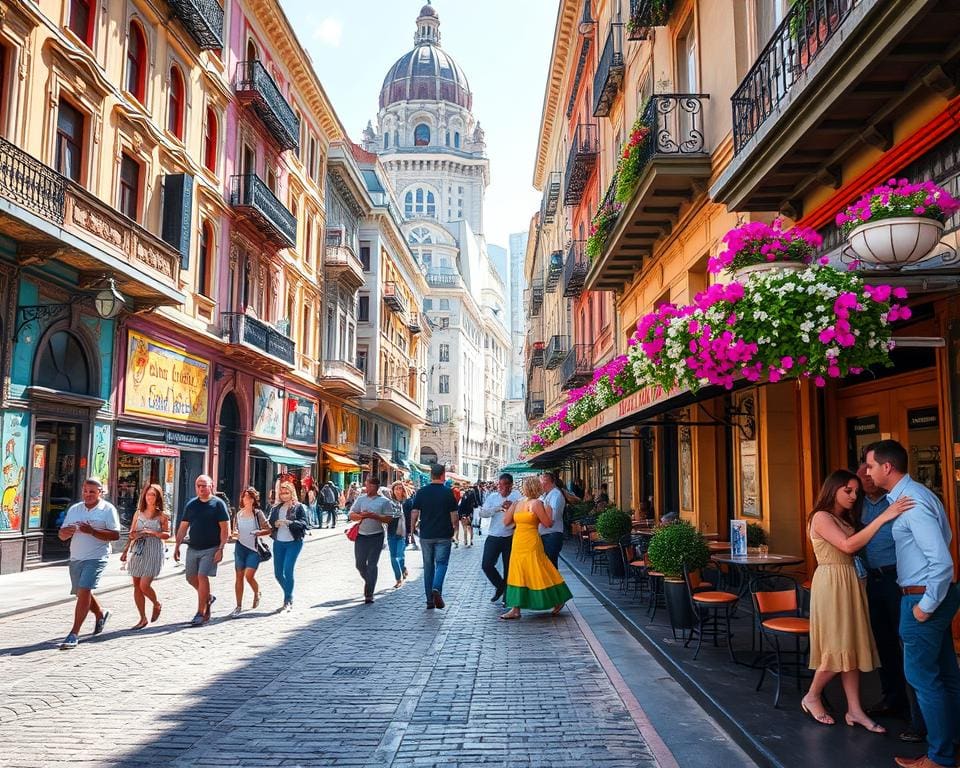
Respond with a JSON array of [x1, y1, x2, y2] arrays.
[[92, 422, 112, 492], [253, 381, 284, 440], [0, 410, 28, 532]]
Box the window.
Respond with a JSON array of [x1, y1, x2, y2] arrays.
[[167, 65, 185, 139], [439, 343, 449, 362], [421, 250, 433, 268], [423, 298, 433, 311], [454, 131, 461, 149], [36, 331, 91, 394], [68, 0, 93, 45], [126, 22, 147, 102], [360, 243, 371, 271], [358, 295, 370, 322], [405, 187, 436, 218], [246, 38, 259, 62], [197, 220, 213, 297], [439, 375, 450, 394], [302, 303, 311, 352], [360, 419, 369, 444], [440, 317, 449, 329], [439, 405, 451, 422], [384, 133, 389, 150], [118, 153, 140, 220], [55, 98, 84, 182], [414, 123, 430, 146], [439, 298, 450, 311], [308, 136, 317, 179], [445, 131, 450, 146], [357, 349, 367, 374], [203, 107, 218, 172]]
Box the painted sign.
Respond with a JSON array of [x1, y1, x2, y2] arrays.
[[286, 394, 318, 446], [92, 422, 112, 488], [730, 520, 747, 557], [125, 331, 210, 425], [253, 381, 284, 440], [0, 410, 28, 532], [27, 444, 45, 530]]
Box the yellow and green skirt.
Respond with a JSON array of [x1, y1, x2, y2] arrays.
[[505, 532, 573, 610]]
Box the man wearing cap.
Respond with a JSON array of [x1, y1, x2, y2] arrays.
[[58, 478, 120, 649]]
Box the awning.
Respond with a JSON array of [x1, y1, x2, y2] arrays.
[[323, 447, 361, 472], [250, 442, 315, 467], [446, 471, 471, 484], [406, 459, 431, 475], [499, 461, 538, 476], [374, 450, 399, 471], [118, 440, 180, 458]]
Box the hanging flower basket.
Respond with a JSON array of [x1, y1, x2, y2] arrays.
[[731, 260, 807, 283], [708, 219, 822, 279]]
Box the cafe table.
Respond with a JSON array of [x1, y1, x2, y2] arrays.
[[710, 552, 805, 598]]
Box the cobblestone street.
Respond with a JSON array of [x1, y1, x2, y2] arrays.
[[0, 534, 751, 768]]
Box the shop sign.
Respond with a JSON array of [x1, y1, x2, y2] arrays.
[[125, 331, 210, 426], [27, 444, 44, 530], [907, 407, 939, 431], [286, 394, 318, 446], [118, 440, 180, 458], [849, 415, 881, 436], [253, 381, 284, 440], [165, 430, 208, 448], [0, 410, 27, 532], [92, 422, 112, 487]]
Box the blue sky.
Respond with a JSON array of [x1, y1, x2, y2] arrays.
[[279, 0, 557, 250]]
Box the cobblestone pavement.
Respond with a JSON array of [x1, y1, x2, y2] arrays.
[[0, 535, 668, 767]]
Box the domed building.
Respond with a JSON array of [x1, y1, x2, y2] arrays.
[[362, 3, 509, 480]]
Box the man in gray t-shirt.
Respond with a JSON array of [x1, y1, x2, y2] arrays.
[[349, 478, 397, 603]]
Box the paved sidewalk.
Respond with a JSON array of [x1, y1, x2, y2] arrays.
[[0, 533, 753, 767]]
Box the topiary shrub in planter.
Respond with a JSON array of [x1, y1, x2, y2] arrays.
[[746, 522, 768, 549], [647, 521, 711, 632], [595, 507, 633, 580]]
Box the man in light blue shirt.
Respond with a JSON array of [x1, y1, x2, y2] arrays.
[[866, 440, 959, 768], [478, 473, 521, 603]]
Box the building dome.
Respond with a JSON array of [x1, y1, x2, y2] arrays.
[[379, 5, 472, 111]]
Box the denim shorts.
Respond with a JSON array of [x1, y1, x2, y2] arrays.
[[234, 542, 261, 572], [185, 545, 220, 578], [69, 557, 109, 594]]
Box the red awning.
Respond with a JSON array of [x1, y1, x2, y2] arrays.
[[118, 440, 180, 458]]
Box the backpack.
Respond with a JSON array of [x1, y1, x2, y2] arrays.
[[321, 484, 336, 505]]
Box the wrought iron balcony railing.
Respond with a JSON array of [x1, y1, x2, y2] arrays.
[[166, 0, 223, 50], [593, 23, 625, 117], [230, 174, 297, 248], [383, 281, 407, 314], [426, 270, 462, 289], [541, 171, 561, 223], [628, 0, 673, 41], [525, 393, 545, 420], [235, 60, 300, 153], [564, 240, 589, 298], [546, 250, 563, 293], [561, 344, 593, 390], [221, 312, 295, 366], [529, 341, 545, 369], [408, 315, 422, 334], [563, 123, 599, 206], [732, 0, 860, 155], [0, 136, 65, 223], [545, 335, 568, 370], [530, 277, 544, 317], [625, 94, 708, 182], [324, 227, 364, 289]]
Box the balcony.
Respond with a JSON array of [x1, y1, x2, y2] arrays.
[[426, 270, 462, 289], [627, 0, 673, 41], [383, 281, 407, 314], [166, 0, 223, 50], [0, 137, 183, 307], [221, 313, 295, 369], [320, 359, 366, 399], [563, 124, 599, 206], [324, 228, 364, 290], [585, 94, 711, 293], [408, 315, 422, 334], [593, 23, 625, 117], [545, 335, 568, 370], [364, 384, 423, 425], [230, 174, 296, 248], [235, 60, 300, 152], [529, 341, 545, 370], [525, 393, 545, 421], [545, 250, 563, 293], [530, 277, 544, 317], [714, 0, 960, 213], [561, 344, 593, 390], [563, 240, 589, 298], [541, 171, 561, 223]]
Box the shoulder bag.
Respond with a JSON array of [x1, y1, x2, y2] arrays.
[[345, 522, 360, 541], [254, 510, 272, 562]]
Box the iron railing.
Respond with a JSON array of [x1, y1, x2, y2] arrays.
[[529, 341, 545, 369], [426, 270, 462, 288], [732, 0, 860, 155], [530, 277, 544, 317], [627, 0, 673, 41], [230, 173, 297, 248], [564, 240, 589, 298], [561, 344, 593, 390], [222, 312, 295, 365], [383, 281, 407, 314], [563, 123, 599, 206], [545, 335, 568, 370], [541, 171, 561, 223], [593, 23, 625, 117], [546, 250, 563, 292], [235, 60, 300, 152], [0, 136, 65, 223], [526, 393, 545, 420], [166, 0, 223, 49]]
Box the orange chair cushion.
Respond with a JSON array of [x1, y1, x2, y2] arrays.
[[594, 544, 617, 552], [755, 589, 798, 614], [692, 591, 738, 605], [628, 560, 646, 568], [762, 617, 810, 634], [647, 571, 664, 578]]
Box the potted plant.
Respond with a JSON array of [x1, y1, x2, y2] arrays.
[[707, 219, 822, 282], [746, 522, 767, 551], [595, 506, 634, 580], [586, 200, 622, 261], [837, 178, 959, 269], [615, 108, 652, 203], [626, 0, 672, 41], [646, 520, 710, 631]]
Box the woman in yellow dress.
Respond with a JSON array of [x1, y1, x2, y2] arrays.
[[500, 476, 572, 620]]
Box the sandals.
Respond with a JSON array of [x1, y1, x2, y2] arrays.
[[801, 699, 835, 726], [551, 603, 566, 616], [252, 591, 260, 609], [151, 602, 162, 623], [131, 619, 148, 630], [499, 610, 521, 620], [845, 714, 885, 733]]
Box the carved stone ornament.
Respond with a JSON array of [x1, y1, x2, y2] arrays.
[[72, 200, 123, 248], [132, 131, 144, 152], [134, 239, 174, 278]]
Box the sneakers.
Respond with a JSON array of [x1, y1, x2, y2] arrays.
[[59, 633, 79, 650], [93, 610, 110, 635], [190, 613, 205, 626], [230, 606, 242, 618], [432, 589, 445, 609], [491, 587, 505, 603]]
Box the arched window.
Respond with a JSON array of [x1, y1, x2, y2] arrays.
[[454, 131, 461, 149], [408, 227, 433, 244], [414, 123, 430, 146], [36, 331, 91, 395], [383, 133, 389, 150], [246, 38, 259, 62], [197, 220, 213, 297], [68, 0, 94, 46], [203, 106, 217, 172], [167, 65, 185, 139], [393, 130, 398, 147], [426, 191, 436, 218], [404, 191, 413, 218], [126, 22, 147, 102], [415, 188, 423, 209], [445, 131, 450, 147]]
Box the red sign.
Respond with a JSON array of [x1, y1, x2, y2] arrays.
[[118, 440, 180, 458]]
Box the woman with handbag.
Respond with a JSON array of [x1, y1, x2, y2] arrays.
[[120, 484, 169, 629], [387, 482, 408, 588], [269, 481, 310, 612], [348, 478, 397, 604], [230, 487, 272, 617]]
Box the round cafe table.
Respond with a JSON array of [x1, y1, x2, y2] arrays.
[[711, 553, 805, 598]]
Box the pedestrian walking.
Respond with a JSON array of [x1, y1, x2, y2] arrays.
[[387, 482, 409, 588], [865, 440, 960, 768], [120, 483, 169, 629], [539, 472, 566, 568], [500, 476, 572, 620], [174, 475, 230, 626], [268, 481, 310, 612], [58, 478, 120, 649], [304, 487, 320, 529], [230, 487, 272, 617], [404, 488, 419, 550], [801, 468, 911, 730], [411, 464, 459, 609], [348, 478, 396, 603], [321, 480, 339, 528], [456, 484, 477, 547], [478, 473, 521, 603]]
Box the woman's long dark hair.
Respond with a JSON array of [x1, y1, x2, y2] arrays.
[[808, 469, 863, 530]]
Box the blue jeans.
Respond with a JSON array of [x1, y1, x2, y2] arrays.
[[541, 532, 564, 569], [420, 538, 451, 602], [388, 535, 406, 581], [901, 584, 960, 766], [273, 538, 303, 604]]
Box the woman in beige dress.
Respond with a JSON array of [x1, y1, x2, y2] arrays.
[[802, 469, 912, 730]]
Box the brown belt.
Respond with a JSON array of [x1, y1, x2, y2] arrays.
[[901, 586, 925, 596]]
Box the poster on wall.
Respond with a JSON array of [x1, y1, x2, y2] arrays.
[[253, 382, 284, 440], [740, 439, 759, 518], [0, 410, 28, 532], [27, 444, 45, 530], [125, 331, 210, 426], [286, 394, 318, 446], [91, 422, 112, 491]]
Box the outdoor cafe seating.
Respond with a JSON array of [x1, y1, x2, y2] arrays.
[[750, 575, 811, 707]]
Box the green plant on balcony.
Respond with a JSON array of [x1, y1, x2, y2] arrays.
[[626, 0, 672, 39], [746, 522, 768, 548], [585, 200, 622, 261], [615, 107, 652, 203]]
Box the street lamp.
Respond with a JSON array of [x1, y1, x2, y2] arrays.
[[15, 275, 128, 341], [93, 278, 126, 319]]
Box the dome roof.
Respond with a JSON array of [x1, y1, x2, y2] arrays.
[[419, 4, 436, 17]]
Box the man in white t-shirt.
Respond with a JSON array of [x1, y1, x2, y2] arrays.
[[57, 478, 120, 649], [478, 473, 522, 603], [539, 472, 566, 568]]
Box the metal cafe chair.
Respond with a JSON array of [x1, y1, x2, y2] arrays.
[[683, 564, 739, 662], [751, 575, 810, 707]]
